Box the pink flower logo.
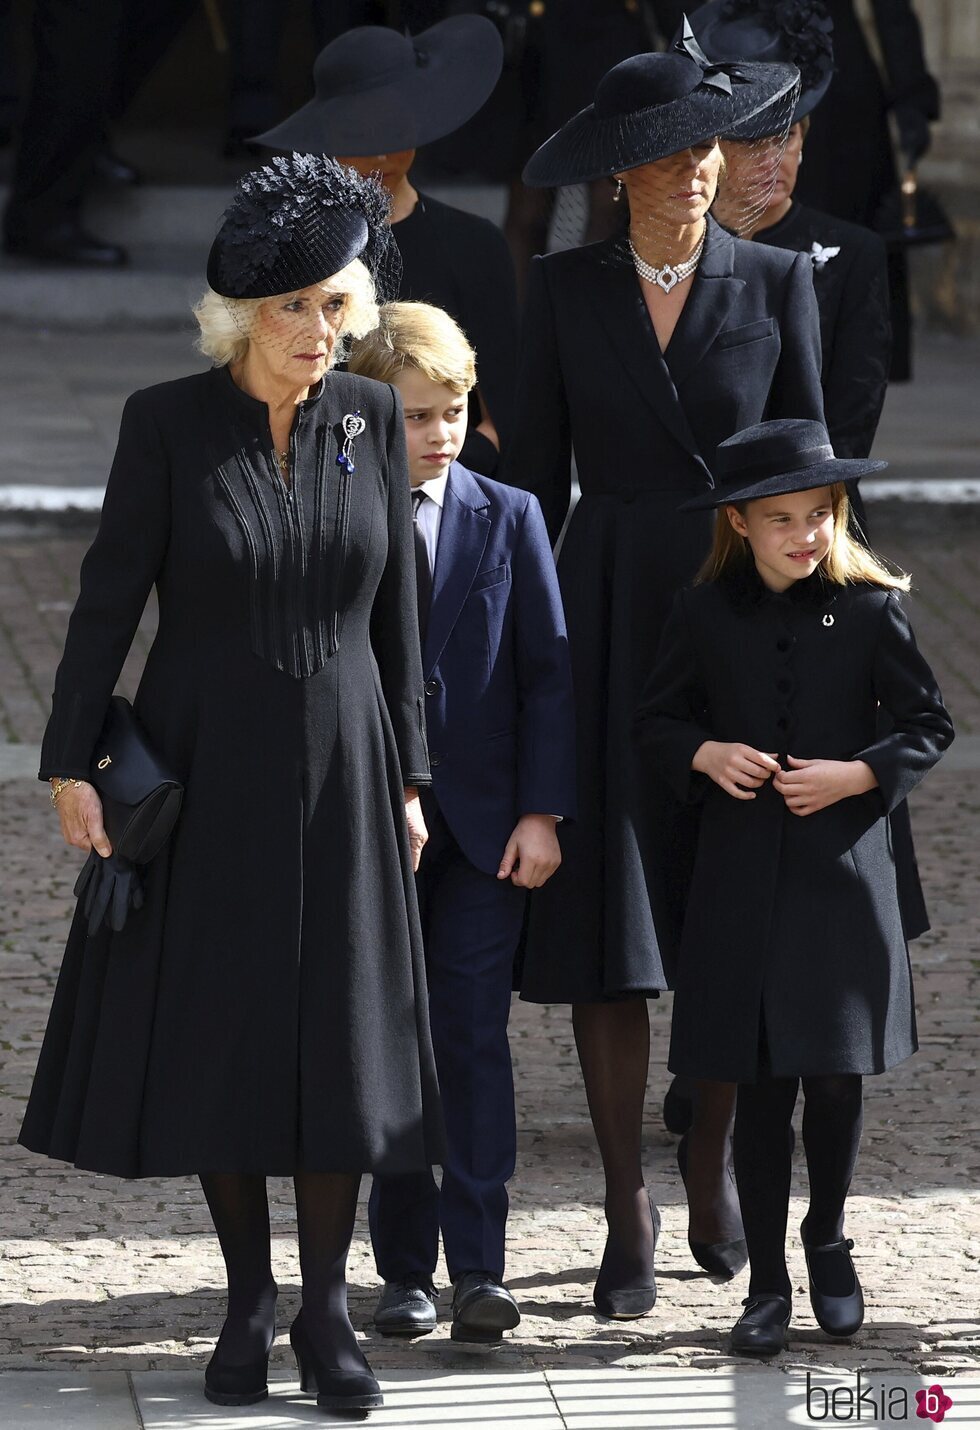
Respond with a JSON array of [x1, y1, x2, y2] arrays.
[[916, 1384, 953, 1422]]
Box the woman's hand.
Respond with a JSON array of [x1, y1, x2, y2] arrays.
[[404, 787, 428, 873], [498, 813, 562, 889], [692, 741, 781, 800], [774, 756, 877, 817], [53, 780, 112, 856]]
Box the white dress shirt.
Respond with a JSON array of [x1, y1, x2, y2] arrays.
[[412, 471, 448, 576]]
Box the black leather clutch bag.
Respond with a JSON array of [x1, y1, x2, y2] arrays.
[[73, 697, 183, 935]]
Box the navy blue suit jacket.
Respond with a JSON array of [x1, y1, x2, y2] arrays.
[[422, 462, 576, 876]]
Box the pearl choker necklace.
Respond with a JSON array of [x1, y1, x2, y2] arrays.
[[629, 228, 706, 293]]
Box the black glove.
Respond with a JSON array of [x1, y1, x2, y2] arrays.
[[74, 850, 144, 935], [893, 103, 931, 164]]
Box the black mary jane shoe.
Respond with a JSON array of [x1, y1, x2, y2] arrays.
[[593, 1194, 661, 1320], [290, 1311, 383, 1411], [730, 1294, 792, 1356], [803, 1235, 865, 1338], [451, 1272, 521, 1347], [204, 1346, 272, 1407], [677, 1134, 748, 1280], [373, 1278, 438, 1337]]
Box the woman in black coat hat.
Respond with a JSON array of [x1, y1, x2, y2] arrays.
[[256, 17, 518, 480], [21, 156, 442, 1415], [503, 41, 824, 1315], [634, 418, 953, 1353]]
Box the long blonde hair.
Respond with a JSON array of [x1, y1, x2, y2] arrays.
[[698, 482, 911, 591]]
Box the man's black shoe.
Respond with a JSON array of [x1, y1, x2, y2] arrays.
[[3, 219, 126, 267], [451, 1272, 520, 1348], [372, 1279, 437, 1337]]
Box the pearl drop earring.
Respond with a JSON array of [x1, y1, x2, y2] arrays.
[[612, 179, 623, 202]]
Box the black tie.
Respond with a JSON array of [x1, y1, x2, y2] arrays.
[[412, 489, 433, 641]]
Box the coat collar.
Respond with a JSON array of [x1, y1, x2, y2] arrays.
[[423, 462, 491, 676], [721, 557, 839, 615], [664, 218, 746, 386]]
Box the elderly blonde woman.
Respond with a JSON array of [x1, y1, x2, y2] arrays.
[[19, 156, 443, 1415]]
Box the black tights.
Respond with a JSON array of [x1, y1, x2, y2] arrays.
[[200, 1170, 366, 1374], [733, 1072, 864, 1300]]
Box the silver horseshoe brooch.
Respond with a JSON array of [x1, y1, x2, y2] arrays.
[[338, 411, 366, 475]]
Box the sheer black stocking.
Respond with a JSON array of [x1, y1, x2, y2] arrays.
[[572, 999, 657, 1291], [293, 1170, 367, 1376], [800, 1074, 864, 1293], [732, 1072, 800, 1300], [685, 1080, 745, 1246], [200, 1173, 277, 1366]]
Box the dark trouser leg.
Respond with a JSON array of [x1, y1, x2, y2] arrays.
[[294, 1169, 367, 1375], [200, 1173, 277, 1364], [732, 1072, 800, 1300], [572, 998, 656, 1289], [800, 1073, 864, 1292], [685, 1079, 744, 1246]]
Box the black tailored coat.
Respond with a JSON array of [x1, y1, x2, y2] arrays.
[[501, 217, 825, 1003], [20, 366, 445, 1179], [634, 569, 953, 1082]]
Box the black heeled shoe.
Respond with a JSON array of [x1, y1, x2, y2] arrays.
[[677, 1133, 747, 1280], [803, 1234, 865, 1338], [290, 1310, 384, 1411], [730, 1294, 791, 1356], [593, 1192, 661, 1319], [204, 1314, 275, 1407]]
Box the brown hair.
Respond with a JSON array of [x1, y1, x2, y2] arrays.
[[347, 300, 477, 394], [698, 482, 911, 591]]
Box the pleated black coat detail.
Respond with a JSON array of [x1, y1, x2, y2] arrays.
[[634, 571, 953, 1082], [502, 218, 825, 1003], [21, 366, 445, 1179]]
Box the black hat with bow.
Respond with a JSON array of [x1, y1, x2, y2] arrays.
[[255, 17, 503, 156], [681, 418, 886, 511], [522, 18, 799, 188]]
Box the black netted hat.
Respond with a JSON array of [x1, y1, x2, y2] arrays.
[[681, 419, 886, 511], [686, 0, 835, 130], [206, 154, 401, 301], [523, 21, 799, 187]]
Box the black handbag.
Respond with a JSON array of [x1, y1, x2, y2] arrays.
[[74, 697, 183, 934]]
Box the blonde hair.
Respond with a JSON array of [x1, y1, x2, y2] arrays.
[[347, 301, 477, 394], [699, 483, 911, 591], [193, 257, 379, 367]]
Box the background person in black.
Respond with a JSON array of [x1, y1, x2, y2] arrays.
[[503, 46, 824, 1319], [256, 16, 518, 478]]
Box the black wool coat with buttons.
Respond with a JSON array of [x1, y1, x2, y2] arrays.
[[633, 566, 953, 1082], [20, 366, 445, 1179], [501, 216, 825, 1003]]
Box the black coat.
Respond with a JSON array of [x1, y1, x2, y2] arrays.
[[501, 218, 825, 1003], [20, 366, 444, 1179], [754, 202, 891, 461], [634, 569, 953, 1081], [394, 192, 519, 476]]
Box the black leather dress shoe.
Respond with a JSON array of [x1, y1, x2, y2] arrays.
[[3, 219, 127, 267], [730, 1294, 791, 1355], [451, 1272, 520, 1347], [373, 1279, 437, 1337], [93, 147, 142, 186], [803, 1236, 865, 1338]]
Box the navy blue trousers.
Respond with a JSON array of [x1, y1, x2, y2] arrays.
[[369, 796, 525, 1283]]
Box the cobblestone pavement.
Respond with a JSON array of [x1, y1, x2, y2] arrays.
[[1, 517, 978, 1408]]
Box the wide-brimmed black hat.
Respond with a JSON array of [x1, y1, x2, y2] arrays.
[[523, 20, 799, 187], [685, 0, 834, 131], [681, 419, 886, 510], [206, 153, 401, 301], [254, 17, 503, 157]]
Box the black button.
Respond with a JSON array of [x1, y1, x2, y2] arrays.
[[429, 754, 443, 767], [776, 677, 791, 693], [776, 638, 792, 653], [424, 679, 439, 695]]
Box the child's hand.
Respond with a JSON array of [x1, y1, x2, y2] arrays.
[[498, 814, 562, 888], [774, 756, 877, 816], [692, 741, 781, 800]]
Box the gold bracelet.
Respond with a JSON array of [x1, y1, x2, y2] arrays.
[[49, 777, 84, 808]]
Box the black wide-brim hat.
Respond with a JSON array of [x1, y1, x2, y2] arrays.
[[254, 17, 503, 157], [685, 0, 835, 130], [681, 419, 886, 510], [523, 21, 799, 188], [206, 154, 400, 301]]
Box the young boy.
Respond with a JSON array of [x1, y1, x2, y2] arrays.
[[349, 303, 576, 1347]]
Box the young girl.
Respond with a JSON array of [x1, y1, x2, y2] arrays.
[[634, 417, 954, 1355]]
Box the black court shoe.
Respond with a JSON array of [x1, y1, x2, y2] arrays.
[[803, 1235, 865, 1338], [204, 1330, 273, 1407], [677, 1134, 748, 1280], [593, 1193, 662, 1320], [290, 1310, 383, 1412], [730, 1294, 792, 1356]]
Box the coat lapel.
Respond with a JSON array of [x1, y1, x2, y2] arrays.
[[664, 218, 746, 387], [423, 463, 491, 677]]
